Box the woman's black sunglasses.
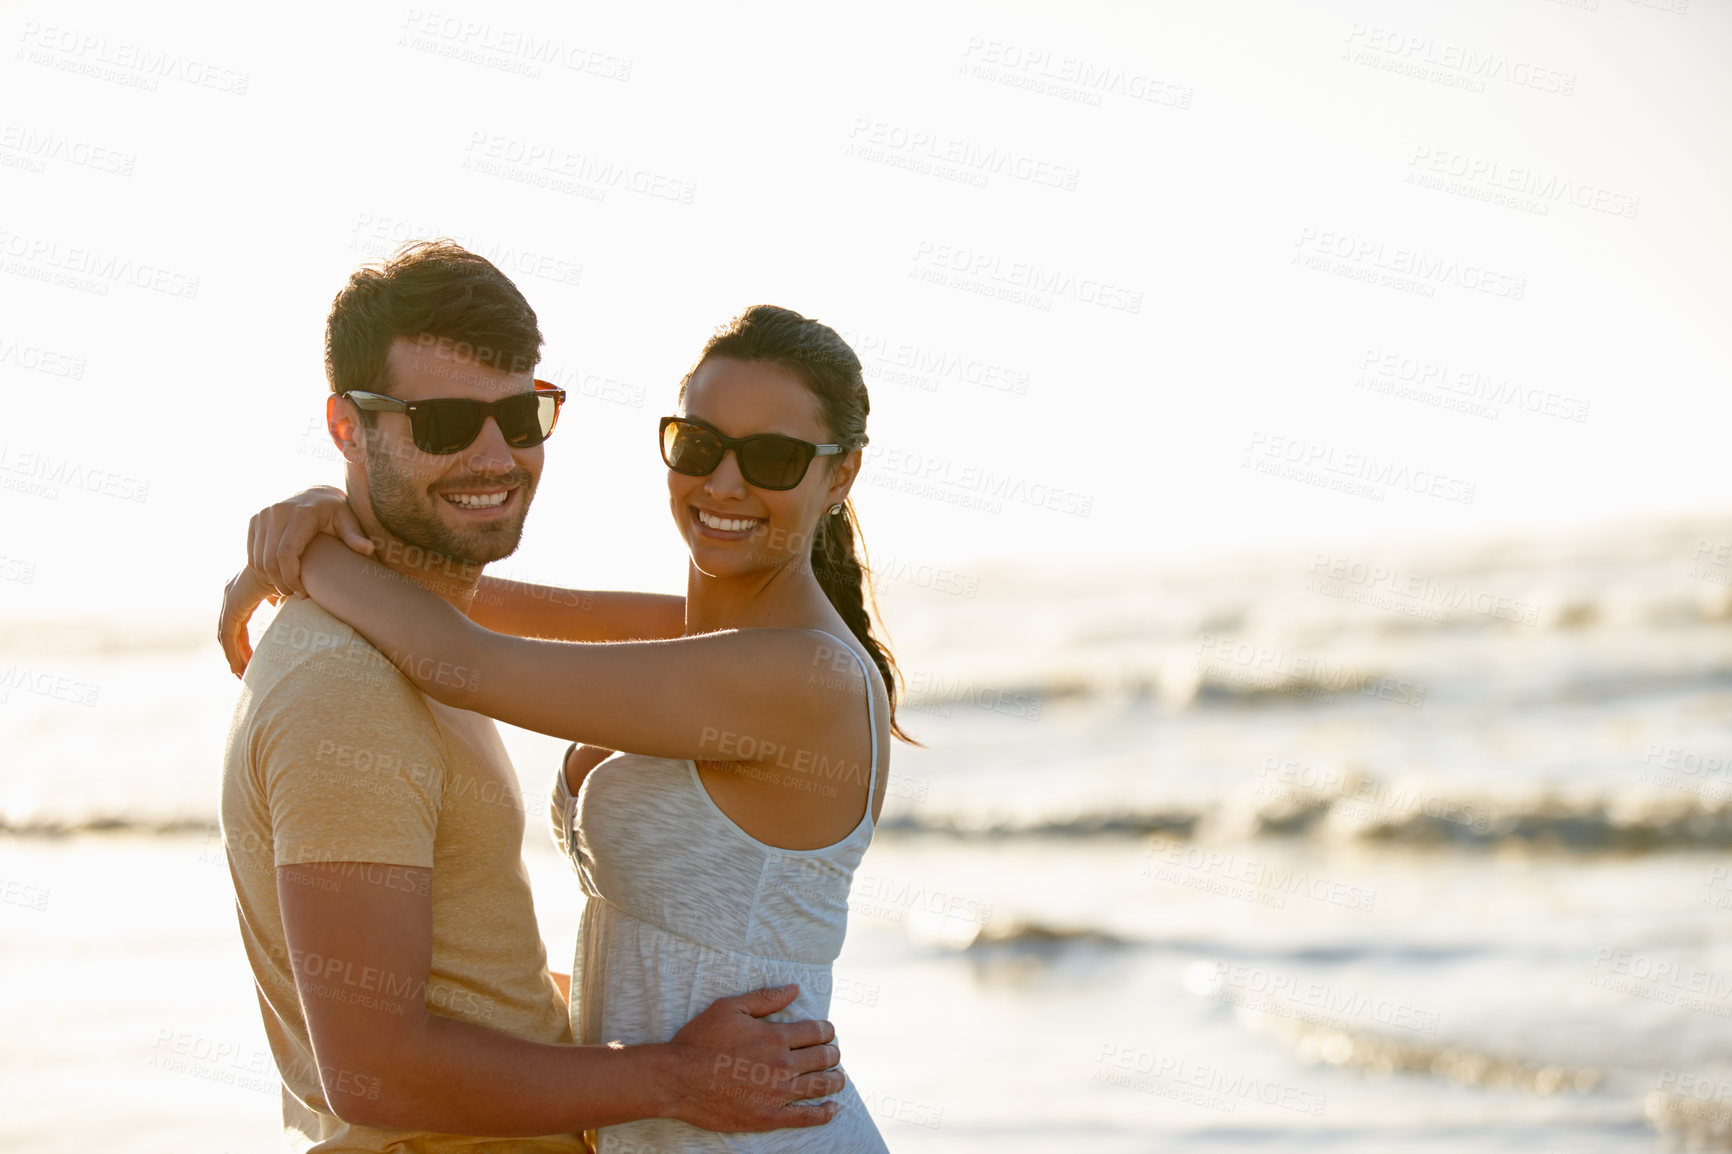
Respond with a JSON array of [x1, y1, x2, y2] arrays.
[[659, 415, 847, 491], [343, 382, 566, 455]]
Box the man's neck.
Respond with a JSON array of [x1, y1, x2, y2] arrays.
[[369, 533, 486, 612], [349, 506, 486, 612]]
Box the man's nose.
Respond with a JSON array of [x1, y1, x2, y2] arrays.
[[462, 415, 518, 474]]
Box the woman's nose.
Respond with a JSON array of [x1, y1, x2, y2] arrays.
[[704, 448, 749, 496]]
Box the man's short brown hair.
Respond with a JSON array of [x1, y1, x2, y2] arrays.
[[325, 239, 543, 399]]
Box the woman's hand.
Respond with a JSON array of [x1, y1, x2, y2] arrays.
[[217, 486, 376, 677], [249, 485, 375, 597], [218, 565, 280, 677]]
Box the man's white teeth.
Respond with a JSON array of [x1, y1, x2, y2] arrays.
[[447, 491, 508, 509], [698, 509, 760, 533]]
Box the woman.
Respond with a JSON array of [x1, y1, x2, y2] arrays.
[[225, 306, 905, 1151]]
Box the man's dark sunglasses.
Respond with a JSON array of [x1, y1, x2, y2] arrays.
[[659, 415, 848, 491], [343, 382, 566, 455]]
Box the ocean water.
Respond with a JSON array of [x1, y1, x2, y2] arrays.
[[3, 514, 1732, 1151]]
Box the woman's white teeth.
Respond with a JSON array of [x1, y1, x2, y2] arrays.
[[447, 491, 508, 509], [698, 509, 760, 533]]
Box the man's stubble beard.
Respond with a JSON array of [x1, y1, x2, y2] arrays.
[[364, 440, 535, 566]]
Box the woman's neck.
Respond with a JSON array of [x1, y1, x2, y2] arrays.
[[684, 559, 834, 636]]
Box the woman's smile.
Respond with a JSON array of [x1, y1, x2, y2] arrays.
[[691, 506, 767, 538]]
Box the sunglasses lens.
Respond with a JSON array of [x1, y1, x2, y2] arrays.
[[739, 438, 811, 490], [663, 420, 722, 475], [413, 400, 484, 455], [495, 392, 552, 448], [535, 391, 560, 439]]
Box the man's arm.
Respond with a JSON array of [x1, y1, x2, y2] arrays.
[[278, 860, 842, 1135]]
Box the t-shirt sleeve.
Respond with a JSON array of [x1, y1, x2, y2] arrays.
[[252, 647, 447, 870]]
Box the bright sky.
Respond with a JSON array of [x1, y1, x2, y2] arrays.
[[1, 0, 1726, 618]]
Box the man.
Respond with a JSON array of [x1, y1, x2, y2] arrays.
[[219, 240, 841, 1151]]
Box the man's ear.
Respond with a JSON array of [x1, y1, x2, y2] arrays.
[[326, 395, 365, 463]]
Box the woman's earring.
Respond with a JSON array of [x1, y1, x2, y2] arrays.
[[829, 504, 843, 516]]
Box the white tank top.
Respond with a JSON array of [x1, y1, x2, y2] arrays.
[[549, 630, 889, 1152]]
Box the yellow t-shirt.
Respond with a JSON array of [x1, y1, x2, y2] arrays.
[[220, 597, 585, 1153]]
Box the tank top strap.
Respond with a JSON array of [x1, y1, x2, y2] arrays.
[[810, 629, 878, 800]]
